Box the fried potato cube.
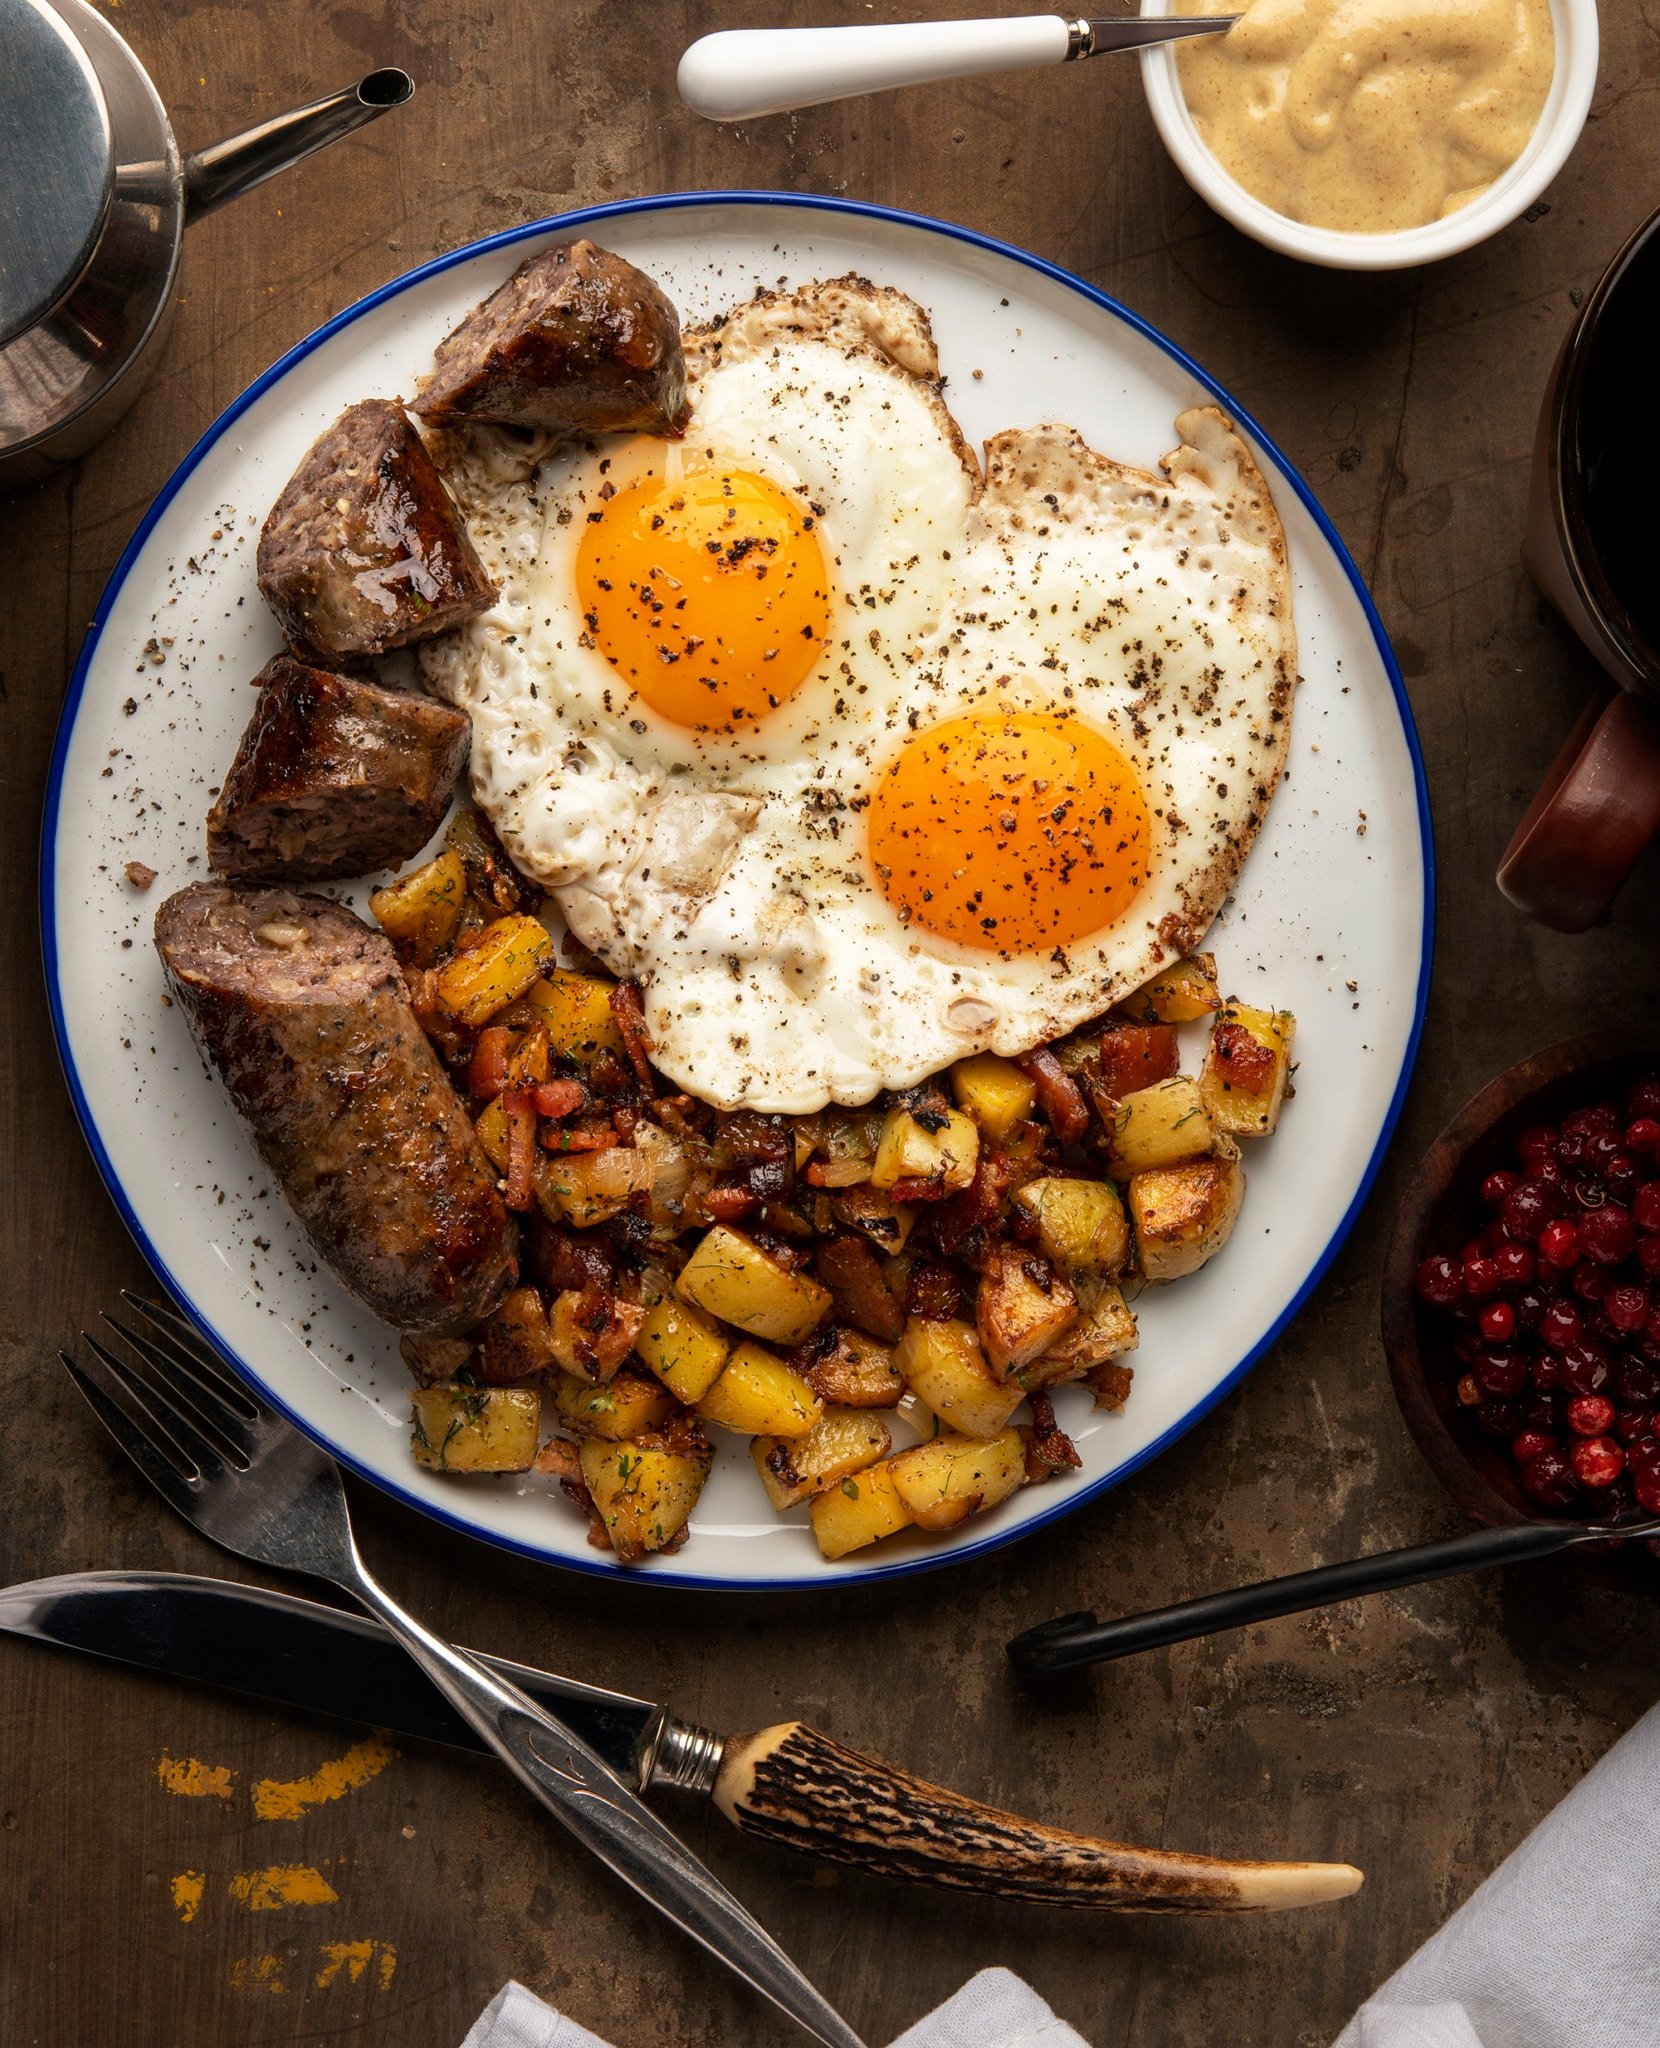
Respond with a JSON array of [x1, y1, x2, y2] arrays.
[[801, 1328, 904, 1408], [411, 1386, 540, 1472], [950, 1053, 1038, 1141], [675, 1225, 833, 1344], [1014, 1282, 1138, 1391], [869, 1107, 979, 1193], [827, 1185, 917, 1254], [975, 1245, 1079, 1379], [1130, 1138, 1245, 1281], [580, 1437, 711, 1563], [533, 1145, 652, 1230], [1097, 1023, 1180, 1101], [1105, 1076, 1216, 1178], [634, 1296, 731, 1404], [474, 1095, 510, 1175], [477, 1286, 554, 1384], [698, 1341, 823, 1438], [895, 1316, 1024, 1438], [1115, 953, 1222, 1024], [751, 1407, 892, 1511], [1199, 1003, 1296, 1139], [369, 849, 467, 965], [515, 968, 627, 1063], [888, 1427, 1027, 1532], [810, 1460, 916, 1560], [435, 913, 555, 1027], [552, 1369, 677, 1440], [1010, 1177, 1129, 1279], [548, 1288, 645, 1385]]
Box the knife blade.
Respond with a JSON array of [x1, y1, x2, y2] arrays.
[[0, 1568, 1365, 1913]]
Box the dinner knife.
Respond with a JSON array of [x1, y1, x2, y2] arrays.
[[2, 1568, 1361, 1913]]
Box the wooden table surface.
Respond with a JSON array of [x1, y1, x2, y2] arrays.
[[5, 5, 1660, 2044]]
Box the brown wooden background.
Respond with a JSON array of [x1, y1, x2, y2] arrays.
[[4, 5, 1660, 2044]]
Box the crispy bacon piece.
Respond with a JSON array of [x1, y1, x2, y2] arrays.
[[540, 1122, 618, 1153], [533, 1436, 584, 1483], [702, 1182, 757, 1223], [906, 1261, 963, 1322], [469, 1025, 512, 1101], [932, 1145, 1026, 1258], [610, 980, 656, 1088], [814, 1236, 905, 1343], [1088, 1359, 1135, 1412], [531, 1077, 586, 1119], [806, 1158, 871, 1189], [1097, 1023, 1179, 1101], [715, 1111, 794, 1202], [501, 1089, 538, 1210], [1018, 1047, 1089, 1144], [1211, 1019, 1278, 1094], [527, 1219, 616, 1296], [1023, 1391, 1082, 1480], [890, 1174, 948, 1204]]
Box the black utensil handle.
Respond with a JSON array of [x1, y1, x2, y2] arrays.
[[1007, 1518, 1583, 1675]]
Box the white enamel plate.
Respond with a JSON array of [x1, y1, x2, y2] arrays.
[[43, 194, 1432, 1589]]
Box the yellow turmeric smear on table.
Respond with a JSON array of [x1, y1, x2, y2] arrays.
[[251, 1733, 397, 1821], [228, 1864, 340, 1911], [1176, 0, 1556, 233], [156, 1751, 234, 1800]]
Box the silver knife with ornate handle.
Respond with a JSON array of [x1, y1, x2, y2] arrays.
[[2, 1568, 1360, 1913]]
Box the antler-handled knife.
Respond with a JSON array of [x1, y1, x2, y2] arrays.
[[2, 1569, 1360, 1913]]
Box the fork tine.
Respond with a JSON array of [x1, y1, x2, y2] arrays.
[[79, 1331, 234, 1483], [120, 1294, 262, 1417], [99, 1315, 257, 1465], [60, 1353, 203, 1520]]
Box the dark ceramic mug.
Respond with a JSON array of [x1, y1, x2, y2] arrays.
[[1501, 205, 1660, 932]]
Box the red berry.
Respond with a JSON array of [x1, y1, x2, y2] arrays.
[[1482, 1170, 1520, 1210], [1564, 1341, 1612, 1396], [1503, 1180, 1564, 1243], [1573, 1262, 1612, 1304], [1511, 1429, 1555, 1465], [1640, 1237, 1660, 1278], [1587, 1130, 1624, 1172], [1620, 1359, 1660, 1406], [1580, 1204, 1636, 1266], [1475, 1399, 1522, 1441], [1520, 1390, 1564, 1431], [1478, 1301, 1514, 1342], [1568, 1394, 1616, 1437], [1540, 1299, 1583, 1352], [1615, 1408, 1654, 1445], [1634, 1184, 1660, 1233], [1627, 1118, 1660, 1156], [1565, 1104, 1621, 1140], [1520, 1446, 1578, 1508], [1517, 1122, 1558, 1163], [1474, 1346, 1528, 1399], [1607, 1155, 1642, 1199], [1571, 1436, 1625, 1488], [1531, 1350, 1565, 1392], [1512, 1285, 1549, 1331], [1631, 1443, 1660, 1514], [1627, 1080, 1660, 1123], [1607, 1285, 1649, 1334], [1494, 1243, 1535, 1289], [1539, 1218, 1580, 1267], [1464, 1256, 1502, 1300], [1415, 1254, 1464, 1307]]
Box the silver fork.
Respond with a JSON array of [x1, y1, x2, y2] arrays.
[[63, 1295, 867, 2048]]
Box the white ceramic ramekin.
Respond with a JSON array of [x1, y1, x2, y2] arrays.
[[1139, 0, 1601, 272]]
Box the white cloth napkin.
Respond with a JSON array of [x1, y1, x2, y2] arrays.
[[1335, 1698, 1660, 2048], [460, 1966, 1086, 2048]]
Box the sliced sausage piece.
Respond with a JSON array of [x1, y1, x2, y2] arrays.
[[155, 881, 517, 1335], [411, 241, 689, 437], [257, 399, 497, 661], [206, 655, 470, 883]]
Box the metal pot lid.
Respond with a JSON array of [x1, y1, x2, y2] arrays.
[[0, 0, 114, 350]]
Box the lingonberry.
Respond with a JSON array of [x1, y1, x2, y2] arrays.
[[1634, 1183, 1660, 1233], [1573, 1262, 1612, 1304], [1478, 1301, 1515, 1342], [1608, 1286, 1650, 1335], [1474, 1346, 1528, 1399], [1494, 1243, 1535, 1289], [1563, 1341, 1612, 1396], [1626, 1118, 1660, 1156], [1464, 1255, 1502, 1300], [1503, 1179, 1564, 1243], [1510, 1428, 1556, 1465], [1540, 1299, 1584, 1352], [1627, 1079, 1660, 1123], [1481, 1170, 1520, 1210], [1572, 1436, 1625, 1489], [1517, 1122, 1558, 1163], [1519, 1446, 1578, 1508], [1620, 1358, 1660, 1406], [1580, 1204, 1636, 1266], [1539, 1218, 1581, 1267], [1474, 1399, 1521, 1441], [1415, 1254, 1463, 1308], [1567, 1394, 1616, 1437], [1639, 1236, 1660, 1279], [1616, 1407, 1654, 1445]]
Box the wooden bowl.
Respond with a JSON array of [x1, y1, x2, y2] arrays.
[[1381, 1031, 1660, 1591]]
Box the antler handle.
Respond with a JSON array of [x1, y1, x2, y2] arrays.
[[713, 1722, 1362, 1913]]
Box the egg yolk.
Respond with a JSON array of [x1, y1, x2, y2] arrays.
[[574, 466, 832, 734], [866, 710, 1151, 952]]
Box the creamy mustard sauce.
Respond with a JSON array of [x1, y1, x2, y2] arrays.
[[1175, 0, 1556, 234]]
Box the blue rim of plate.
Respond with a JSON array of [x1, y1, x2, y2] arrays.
[[40, 189, 1436, 1592]]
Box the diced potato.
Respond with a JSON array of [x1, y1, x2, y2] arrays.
[[548, 1288, 645, 1384], [675, 1226, 832, 1344], [580, 1437, 711, 1563], [888, 1427, 1026, 1532], [1105, 1076, 1216, 1178], [800, 1328, 904, 1408], [1130, 1137, 1245, 1281], [1199, 1004, 1296, 1139], [477, 1287, 554, 1384], [751, 1407, 891, 1511], [435, 914, 555, 1028], [1011, 1177, 1129, 1279], [515, 968, 627, 1063], [827, 1185, 917, 1254], [895, 1316, 1023, 1438], [634, 1297, 731, 1404], [534, 1145, 652, 1229], [1115, 953, 1222, 1024], [698, 1341, 823, 1438], [869, 1107, 979, 1193], [411, 1386, 540, 1473], [1015, 1282, 1138, 1391], [552, 1370, 677, 1440], [369, 849, 466, 965], [474, 1096, 510, 1175], [975, 1245, 1079, 1378], [950, 1054, 1037, 1141], [810, 1460, 916, 1560]]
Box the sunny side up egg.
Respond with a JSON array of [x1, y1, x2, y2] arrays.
[[421, 277, 1297, 1113]]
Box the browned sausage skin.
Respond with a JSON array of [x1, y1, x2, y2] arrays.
[[207, 655, 470, 884], [155, 882, 517, 1335], [411, 240, 689, 437], [257, 399, 497, 661]]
